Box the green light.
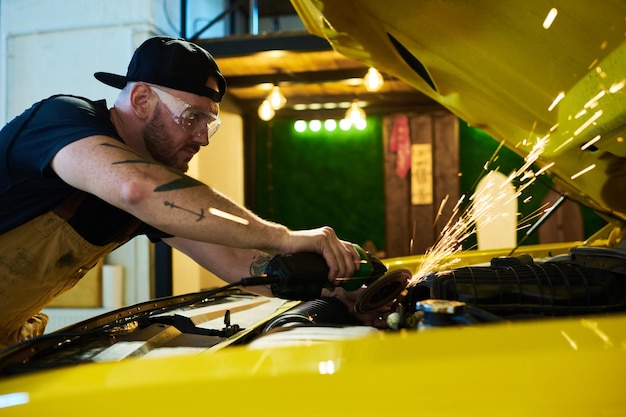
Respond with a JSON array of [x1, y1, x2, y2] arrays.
[[309, 119, 322, 132], [294, 120, 307, 132], [339, 119, 352, 131]]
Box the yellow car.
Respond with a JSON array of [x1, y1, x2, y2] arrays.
[[1, 1, 625, 416]]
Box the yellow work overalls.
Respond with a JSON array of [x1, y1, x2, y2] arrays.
[[0, 192, 138, 348]]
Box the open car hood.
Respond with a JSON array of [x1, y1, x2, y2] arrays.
[[292, 0, 626, 221]]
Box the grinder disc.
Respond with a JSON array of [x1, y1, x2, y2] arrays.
[[353, 269, 411, 313]]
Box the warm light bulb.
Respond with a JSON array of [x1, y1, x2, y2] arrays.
[[258, 99, 275, 121], [268, 85, 287, 110], [363, 67, 384, 92], [345, 101, 366, 124]]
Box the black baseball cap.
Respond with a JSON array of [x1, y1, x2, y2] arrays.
[[94, 36, 226, 103]]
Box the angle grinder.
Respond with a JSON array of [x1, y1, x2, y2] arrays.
[[240, 245, 410, 312]]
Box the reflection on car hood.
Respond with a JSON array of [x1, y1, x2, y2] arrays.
[[292, 0, 626, 221]]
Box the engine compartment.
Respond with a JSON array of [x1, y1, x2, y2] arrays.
[[2, 241, 626, 377]]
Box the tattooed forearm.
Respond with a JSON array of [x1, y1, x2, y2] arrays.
[[164, 201, 205, 221], [100, 142, 204, 192], [250, 254, 272, 276]]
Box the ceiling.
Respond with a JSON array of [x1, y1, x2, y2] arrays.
[[196, 30, 435, 120]]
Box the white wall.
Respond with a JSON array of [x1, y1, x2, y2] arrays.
[[1, 0, 244, 301], [173, 102, 245, 294]]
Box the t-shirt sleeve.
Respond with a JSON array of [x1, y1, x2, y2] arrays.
[[7, 95, 120, 180]]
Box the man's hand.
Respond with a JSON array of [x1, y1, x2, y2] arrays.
[[283, 227, 360, 282]]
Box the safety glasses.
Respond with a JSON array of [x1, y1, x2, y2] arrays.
[[149, 86, 222, 140]]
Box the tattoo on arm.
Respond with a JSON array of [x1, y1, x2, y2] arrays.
[[101, 142, 204, 191], [102, 141, 206, 219], [164, 201, 205, 221], [153, 175, 203, 192], [250, 254, 272, 276]]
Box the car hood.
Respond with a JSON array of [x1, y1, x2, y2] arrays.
[[291, 0, 626, 222]]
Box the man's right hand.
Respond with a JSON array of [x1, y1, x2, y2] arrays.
[[283, 226, 360, 282]]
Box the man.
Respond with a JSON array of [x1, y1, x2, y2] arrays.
[[0, 36, 368, 347]]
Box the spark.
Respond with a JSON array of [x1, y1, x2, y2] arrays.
[[535, 161, 555, 176], [543, 8, 559, 29], [433, 194, 450, 226], [574, 110, 603, 136], [553, 137, 573, 153], [570, 164, 596, 180], [208, 208, 250, 225], [580, 135, 601, 151], [609, 80, 624, 93], [516, 202, 552, 228], [584, 90, 606, 109], [548, 91, 565, 111]]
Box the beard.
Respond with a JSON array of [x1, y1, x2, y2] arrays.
[[143, 105, 194, 172]]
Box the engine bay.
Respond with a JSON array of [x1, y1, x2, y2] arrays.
[[2, 241, 625, 377]]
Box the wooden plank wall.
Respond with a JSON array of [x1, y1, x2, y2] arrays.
[[383, 111, 459, 258]]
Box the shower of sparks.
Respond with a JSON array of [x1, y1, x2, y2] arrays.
[[543, 8, 559, 29], [409, 136, 552, 286], [406, 66, 620, 287]]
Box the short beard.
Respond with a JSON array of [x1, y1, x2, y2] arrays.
[[143, 104, 187, 172]]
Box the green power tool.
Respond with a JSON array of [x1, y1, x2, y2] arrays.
[[241, 244, 387, 300]]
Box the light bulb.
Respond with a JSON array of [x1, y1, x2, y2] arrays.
[[309, 120, 322, 132], [268, 85, 287, 110], [363, 67, 384, 92], [294, 120, 307, 132], [324, 119, 337, 131], [345, 101, 366, 124], [258, 99, 275, 121], [339, 119, 352, 131]]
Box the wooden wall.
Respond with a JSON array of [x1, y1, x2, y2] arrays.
[[383, 111, 459, 258]]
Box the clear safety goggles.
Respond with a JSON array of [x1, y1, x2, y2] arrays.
[[150, 86, 222, 140]]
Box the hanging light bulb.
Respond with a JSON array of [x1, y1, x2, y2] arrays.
[[258, 99, 275, 121], [345, 100, 366, 125], [363, 67, 384, 92], [267, 85, 287, 110]]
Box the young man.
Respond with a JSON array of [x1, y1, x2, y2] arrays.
[[0, 36, 365, 347]]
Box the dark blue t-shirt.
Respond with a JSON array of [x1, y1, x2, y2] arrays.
[[0, 95, 165, 245]]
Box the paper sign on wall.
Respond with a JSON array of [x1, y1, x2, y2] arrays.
[[411, 143, 433, 205]]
